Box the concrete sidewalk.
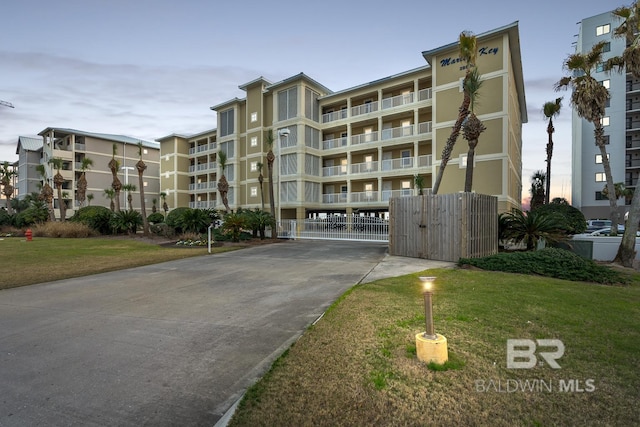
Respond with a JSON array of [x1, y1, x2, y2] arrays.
[[360, 253, 455, 283]]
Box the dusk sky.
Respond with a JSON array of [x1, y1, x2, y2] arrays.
[[0, 0, 615, 204]]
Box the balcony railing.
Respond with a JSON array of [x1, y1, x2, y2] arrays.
[[189, 201, 217, 209], [418, 155, 433, 167], [418, 88, 433, 101], [189, 143, 216, 155], [322, 165, 348, 177], [381, 125, 413, 141], [351, 161, 378, 174], [189, 162, 217, 173], [382, 92, 414, 109], [75, 143, 86, 151], [322, 193, 348, 203], [321, 189, 415, 204], [381, 189, 413, 201], [322, 137, 348, 150], [382, 157, 414, 171], [351, 131, 379, 145], [627, 159, 640, 168], [189, 182, 217, 191], [322, 109, 348, 123], [418, 121, 432, 134], [351, 191, 379, 203], [351, 102, 379, 117]]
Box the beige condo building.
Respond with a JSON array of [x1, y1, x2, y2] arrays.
[[158, 22, 526, 221]]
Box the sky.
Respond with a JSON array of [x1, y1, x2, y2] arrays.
[[0, 0, 616, 205]]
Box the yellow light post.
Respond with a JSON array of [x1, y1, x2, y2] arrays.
[[415, 276, 448, 364]]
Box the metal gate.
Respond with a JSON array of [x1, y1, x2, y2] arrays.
[[274, 218, 389, 243]]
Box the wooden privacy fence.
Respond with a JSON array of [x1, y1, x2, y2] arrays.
[[389, 192, 498, 262]]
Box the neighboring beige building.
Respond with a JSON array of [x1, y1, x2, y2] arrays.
[[161, 22, 526, 221], [20, 128, 161, 218]]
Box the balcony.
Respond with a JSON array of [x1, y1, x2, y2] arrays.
[[188, 162, 217, 173], [418, 155, 433, 167], [322, 109, 348, 123], [418, 121, 432, 134], [381, 189, 413, 201], [189, 201, 217, 209], [382, 157, 413, 171], [381, 125, 413, 141], [351, 102, 379, 117], [322, 165, 348, 177], [351, 161, 378, 174], [626, 159, 640, 168], [189, 181, 217, 191], [321, 189, 414, 204], [322, 193, 348, 203], [351, 191, 379, 203], [74, 143, 86, 151], [189, 143, 216, 155], [351, 131, 379, 146], [322, 137, 348, 150], [418, 88, 433, 101], [382, 92, 414, 110]]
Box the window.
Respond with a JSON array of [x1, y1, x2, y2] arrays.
[[595, 191, 605, 200], [365, 183, 374, 199], [602, 116, 610, 126], [595, 154, 609, 164], [143, 181, 148, 187], [304, 88, 320, 121], [278, 87, 298, 121], [596, 24, 610, 36], [602, 42, 611, 53], [603, 135, 610, 145], [250, 136, 258, 147], [219, 108, 235, 137], [602, 79, 610, 89], [595, 172, 606, 182], [460, 154, 468, 168], [250, 161, 257, 172], [143, 149, 148, 155], [250, 112, 258, 122], [596, 63, 604, 73], [401, 180, 411, 196], [250, 187, 257, 197]]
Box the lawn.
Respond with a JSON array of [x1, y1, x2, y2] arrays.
[[229, 268, 640, 426], [0, 236, 240, 290]]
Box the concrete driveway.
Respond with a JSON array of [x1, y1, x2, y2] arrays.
[[0, 240, 389, 426]]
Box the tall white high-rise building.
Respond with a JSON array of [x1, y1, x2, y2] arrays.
[[572, 10, 633, 220]]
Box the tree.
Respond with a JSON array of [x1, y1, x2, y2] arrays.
[[122, 184, 136, 211], [542, 98, 562, 204], [87, 193, 94, 206], [49, 157, 67, 222], [556, 42, 616, 233], [414, 174, 425, 196], [136, 142, 149, 236], [265, 130, 277, 217], [108, 143, 122, 212], [36, 164, 55, 222], [529, 170, 546, 211], [0, 161, 16, 215], [601, 182, 632, 200], [177, 208, 211, 234], [151, 198, 157, 214], [606, 2, 640, 265], [103, 188, 116, 211], [257, 161, 265, 210], [217, 150, 230, 213], [500, 209, 568, 251], [159, 191, 168, 217], [534, 200, 587, 235], [432, 31, 478, 194], [462, 67, 485, 192], [76, 157, 94, 208]]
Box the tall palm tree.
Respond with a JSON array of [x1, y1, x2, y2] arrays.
[[122, 184, 137, 211], [160, 191, 168, 217], [462, 67, 485, 192], [36, 164, 55, 221], [104, 188, 116, 211], [265, 130, 276, 216], [433, 31, 478, 194], [542, 98, 562, 205], [76, 157, 94, 208], [555, 41, 616, 233], [607, 2, 640, 266], [49, 157, 67, 222], [601, 182, 632, 200], [257, 161, 265, 210], [530, 170, 546, 211], [0, 161, 16, 215], [108, 143, 122, 212], [87, 193, 94, 206], [217, 150, 230, 213], [136, 142, 149, 236]]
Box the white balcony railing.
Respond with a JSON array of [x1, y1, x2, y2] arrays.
[[322, 193, 348, 203], [351, 191, 379, 203], [381, 125, 414, 141], [351, 101, 379, 117], [322, 109, 348, 123], [381, 189, 413, 202], [418, 121, 432, 134], [351, 161, 378, 174], [322, 137, 348, 150], [418, 88, 433, 101], [381, 157, 414, 171], [382, 92, 414, 109], [418, 155, 433, 167], [323, 165, 348, 177], [351, 131, 379, 145]]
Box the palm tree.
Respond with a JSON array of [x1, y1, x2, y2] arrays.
[[87, 193, 94, 206], [49, 157, 67, 222], [530, 170, 546, 210], [462, 67, 485, 192], [265, 129, 276, 217], [606, 2, 640, 265], [500, 209, 567, 251], [556, 41, 616, 233], [108, 143, 122, 212], [151, 198, 157, 214], [0, 161, 16, 215], [414, 174, 425, 196], [160, 191, 168, 217], [36, 164, 55, 221], [542, 98, 562, 205], [76, 157, 94, 208], [104, 188, 116, 211], [122, 184, 137, 211], [601, 182, 632, 200], [433, 31, 478, 194], [217, 150, 230, 213], [135, 142, 149, 236], [257, 161, 265, 210]]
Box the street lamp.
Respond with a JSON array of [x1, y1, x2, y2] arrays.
[[276, 128, 290, 224], [121, 166, 135, 210], [420, 276, 436, 340]]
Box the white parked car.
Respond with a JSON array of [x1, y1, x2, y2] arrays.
[[589, 226, 640, 237]]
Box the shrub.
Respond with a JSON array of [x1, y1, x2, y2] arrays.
[[150, 222, 173, 238], [32, 221, 96, 238], [109, 210, 142, 234], [177, 208, 211, 233], [221, 212, 248, 242], [0, 209, 12, 226], [147, 212, 165, 224], [70, 206, 113, 234], [165, 207, 192, 233], [459, 248, 628, 285], [534, 202, 586, 235], [14, 202, 49, 227]]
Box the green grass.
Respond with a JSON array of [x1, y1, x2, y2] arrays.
[[0, 236, 240, 290], [229, 268, 640, 426]]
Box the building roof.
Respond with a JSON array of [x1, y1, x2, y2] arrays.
[[16, 136, 43, 154], [265, 72, 333, 95], [37, 127, 160, 149], [422, 21, 528, 123]]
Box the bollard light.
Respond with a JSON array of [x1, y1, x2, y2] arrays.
[[419, 276, 436, 340]]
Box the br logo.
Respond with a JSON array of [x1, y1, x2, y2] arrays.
[[506, 339, 565, 369]]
